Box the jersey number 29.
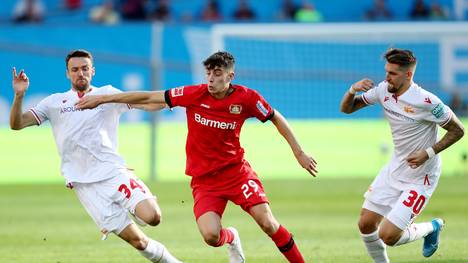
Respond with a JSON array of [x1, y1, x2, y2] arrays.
[[241, 180, 259, 199]]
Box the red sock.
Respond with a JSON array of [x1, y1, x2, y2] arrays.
[[270, 225, 305, 263], [214, 228, 235, 247]]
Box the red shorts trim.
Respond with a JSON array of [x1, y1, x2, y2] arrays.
[[190, 161, 269, 220]]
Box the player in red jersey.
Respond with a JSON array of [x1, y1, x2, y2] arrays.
[[76, 51, 318, 263]]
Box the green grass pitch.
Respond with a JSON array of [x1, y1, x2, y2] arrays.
[[0, 177, 467, 262], [0, 119, 467, 262]]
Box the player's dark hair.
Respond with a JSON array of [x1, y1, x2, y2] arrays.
[[66, 49, 93, 68], [384, 48, 417, 69], [203, 51, 235, 70]]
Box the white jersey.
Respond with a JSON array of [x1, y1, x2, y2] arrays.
[[30, 85, 130, 184], [361, 81, 453, 183]]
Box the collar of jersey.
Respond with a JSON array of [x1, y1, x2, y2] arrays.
[[70, 85, 95, 98]]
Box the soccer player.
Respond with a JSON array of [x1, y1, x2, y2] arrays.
[[76, 51, 318, 263], [10, 49, 182, 263], [340, 48, 465, 262]]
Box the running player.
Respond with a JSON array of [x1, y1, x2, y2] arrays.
[[76, 51, 318, 263], [10, 49, 182, 263], [340, 48, 464, 262]]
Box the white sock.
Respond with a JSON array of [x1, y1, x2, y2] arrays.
[[361, 230, 390, 263], [394, 222, 434, 246], [140, 239, 182, 263]]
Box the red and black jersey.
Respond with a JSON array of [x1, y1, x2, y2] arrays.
[[165, 84, 274, 177]]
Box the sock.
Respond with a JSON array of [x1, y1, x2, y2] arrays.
[[394, 222, 434, 246], [360, 230, 389, 263], [214, 228, 235, 247], [140, 239, 181, 263], [270, 225, 305, 263]]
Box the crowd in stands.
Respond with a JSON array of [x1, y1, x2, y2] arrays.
[[364, 0, 449, 21], [9, 0, 457, 25]]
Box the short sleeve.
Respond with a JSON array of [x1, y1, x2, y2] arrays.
[[247, 89, 274, 122], [29, 96, 51, 125], [165, 85, 199, 108], [420, 93, 452, 126], [361, 81, 384, 106], [105, 85, 131, 113]]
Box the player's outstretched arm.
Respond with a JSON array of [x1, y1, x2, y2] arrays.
[[406, 114, 465, 168], [270, 110, 318, 177], [130, 103, 167, 111], [10, 67, 38, 130], [340, 78, 373, 114], [76, 91, 166, 109]]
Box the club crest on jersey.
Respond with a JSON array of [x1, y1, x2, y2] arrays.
[[384, 96, 389, 102], [171, 86, 184, 97], [404, 105, 414, 113], [256, 100, 269, 117], [424, 97, 432, 104], [229, 104, 242, 114]]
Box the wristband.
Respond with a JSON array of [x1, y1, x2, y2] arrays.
[[349, 86, 356, 95], [425, 147, 435, 158]]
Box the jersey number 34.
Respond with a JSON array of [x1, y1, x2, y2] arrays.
[[118, 178, 146, 199]]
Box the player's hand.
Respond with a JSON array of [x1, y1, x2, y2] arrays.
[[405, 149, 429, 169], [12, 67, 29, 96], [75, 95, 104, 109], [351, 78, 374, 93], [295, 151, 318, 177]]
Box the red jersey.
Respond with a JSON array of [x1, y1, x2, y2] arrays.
[[164, 84, 274, 177]]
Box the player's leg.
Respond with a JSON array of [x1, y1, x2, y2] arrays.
[[122, 170, 162, 226], [115, 171, 182, 262], [133, 196, 162, 226], [383, 187, 444, 257], [73, 179, 181, 263], [196, 211, 244, 262], [192, 177, 244, 263], [196, 211, 224, 246], [118, 223, 181, 263], [249, 203, 305, 263], [358, 164, 397, 263], [358, 202, 389, 263]]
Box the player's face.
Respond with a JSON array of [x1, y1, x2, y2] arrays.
[[385, 62, 411, 94], [66, 57, 95, 92], [205, 66, 234, 96]]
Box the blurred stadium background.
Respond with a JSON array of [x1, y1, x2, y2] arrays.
[[0, 0, 467, 262]]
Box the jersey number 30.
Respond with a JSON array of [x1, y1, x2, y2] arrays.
[[402, 190, 426, 214]]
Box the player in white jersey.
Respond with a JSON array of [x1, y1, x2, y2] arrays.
[[10, 49, 182, 263], [340, 48, 464, 262]]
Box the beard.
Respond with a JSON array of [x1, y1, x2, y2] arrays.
[[387, 83, 402, 94], [73, 79, 89, 92]]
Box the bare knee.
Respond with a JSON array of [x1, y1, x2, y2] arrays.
[[358, 218, 378, 234], [250, 204, 280, 236], [202, 231, 220, 247], [135, 210, 161, 227], [258, 217, 279, 236], [135, 199, 162, 227], [146, 212, 161, 227], [379, 230, 401, 246], [379, 232, 399, 246]]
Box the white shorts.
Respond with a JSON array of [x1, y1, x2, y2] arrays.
[[362, 164, 439, 230], [73, 169, 155, 235]]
